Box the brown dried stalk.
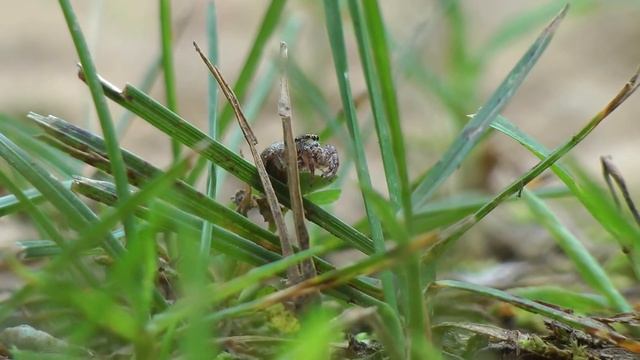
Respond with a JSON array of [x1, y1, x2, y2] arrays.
[[193, 41, 301, 284], [279, 42, 317, 283]]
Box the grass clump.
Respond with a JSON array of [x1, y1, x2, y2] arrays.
[[1, 1, 640, 359]]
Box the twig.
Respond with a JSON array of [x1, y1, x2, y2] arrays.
[[601, 155, 640, 226], [279, 42, 317, 284], [193, 41, 301, 284]]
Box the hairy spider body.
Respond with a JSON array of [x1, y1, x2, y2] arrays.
[[260, 134, 339, 190]]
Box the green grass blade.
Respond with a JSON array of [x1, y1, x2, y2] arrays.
[[492, 115, 640, 277], [323, 0, 399, 315], [0, 170, 95, 285], [510, 286, 608, 313], [89, 79, 376, 254], [338, 186, 569, 243], [411, 5, 568, 209], [0, 171, 63, 244], [15, 240, 63, 258], [58, 1, 136, 243], [30, 112, 282, 253], [115, 58, 162, 136], [201, 229, 441, 327], [412, 187, 569, 233], [200, 0, 220, 258], [360, 0, 412, 223], [63, 153, 191, 259], [72, 176, 281, 266], [424, 64, 640, 265], [159, 0, 180, 160], [0, 114, 79, 176], [58, 0, 136, 241], [434, 280, 640, 351], [479, 2, 567, 60], [0, 132, 124, 258], [0, 187, 44, 217], [218, 0, 287, 134], [348, 0, 402, 214], [522, 189, 631, 312]]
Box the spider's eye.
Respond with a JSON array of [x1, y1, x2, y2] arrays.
[[311, 135, 319, 141]]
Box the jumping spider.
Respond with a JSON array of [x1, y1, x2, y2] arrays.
[[232, 134, 339, 224], [260, 134, 339, 189]]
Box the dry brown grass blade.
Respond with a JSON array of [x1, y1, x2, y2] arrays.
[[193, 41, 301, 284], [601, 155, 640, 226], [279, 42, 317, 285]]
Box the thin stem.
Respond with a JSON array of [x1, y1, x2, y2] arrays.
[[160, 0, 181, 160], [58, 0, 136, 241], [199, 0, 220, 258]]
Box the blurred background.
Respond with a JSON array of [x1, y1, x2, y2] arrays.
[[2, 0, 640, 269]]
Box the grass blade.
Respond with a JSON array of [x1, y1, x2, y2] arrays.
[[348, 0, 401, 212], [218, 0, 287, 134], [0, 132, 124, 259], [323, 0, 399, 315], [0, 170, 95, 284], [159, 0, 180, 160], [360, 0, 412, 223], [411, 5, 568, 209], [0, 114, 79, 176], [492, 115, 640, 277], [509, 286, 608, 313], [0, 187, 45, 217], [434, 280, 640, 353], [200, 0, 220, 258], [522, 189, 631, 312], [58, 0, 136, 240], [424, 64, 640, 267]]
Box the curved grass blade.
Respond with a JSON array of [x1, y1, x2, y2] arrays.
[[0, 170, 94, 284], [434, 280, 640, 353], [411, 5, 568, 209], [29, 112, 281, 253], [478, 2, 567, 60], [159, 0, 180, 160], [509, 286, 608, 314], [0, 132, 124, 258], [323, 0, 399, 315], [0, 187, 44, 217], [492, 115, 640, 277], [360, 0, 412, 223], [58, 0, 136, 239], [0, 114, 78, 176], [424, 64, 640, 263], [412, 187, 569, 233], [522, 189, 631, 312], [200, 0, 220, 258], [348, 0, 402, 213]]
